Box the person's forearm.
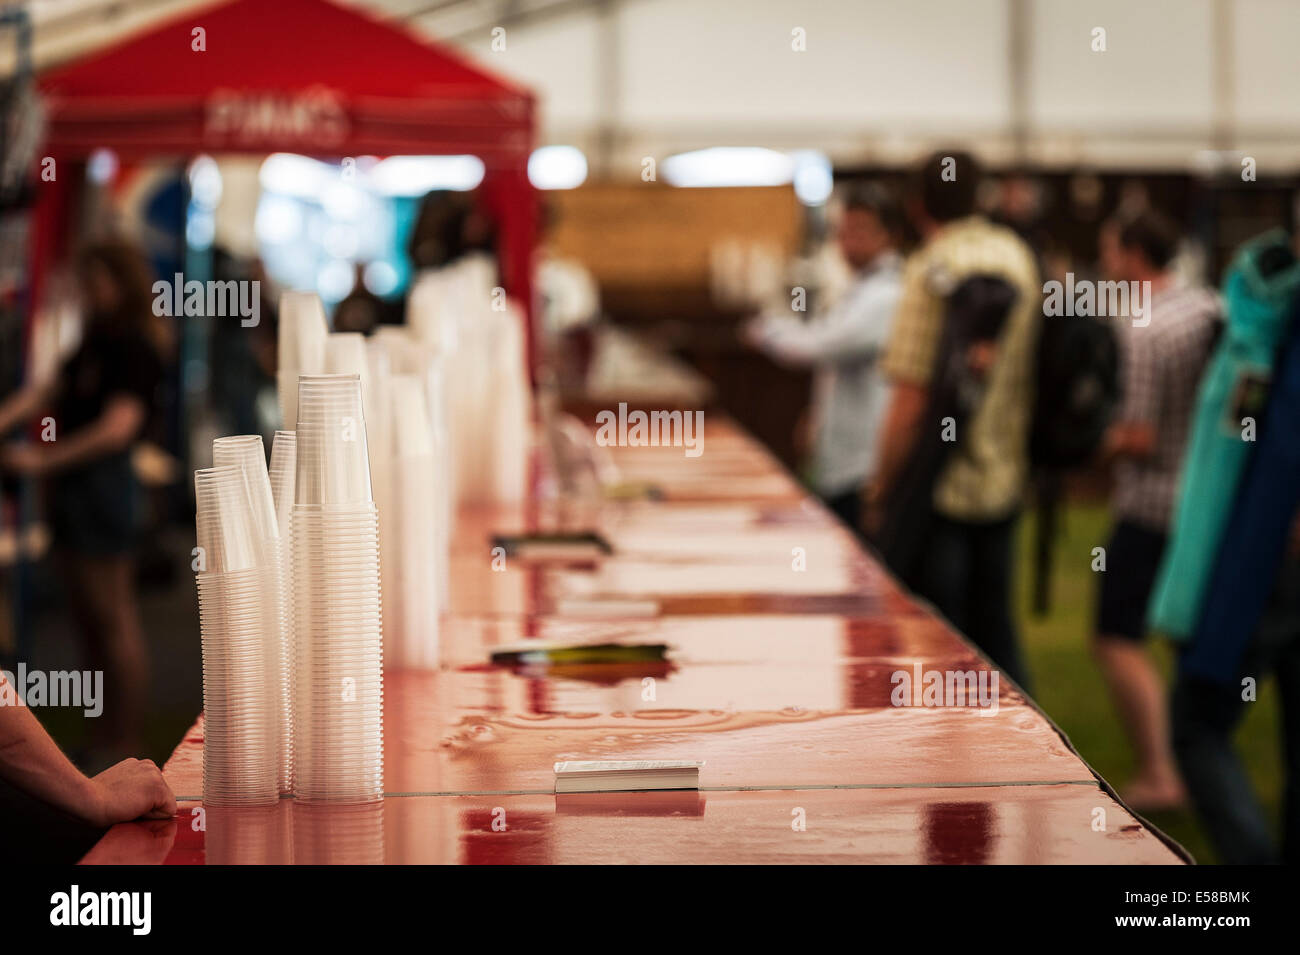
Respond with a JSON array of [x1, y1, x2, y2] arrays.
[[0, 684, 99, 822], [1100, 421, 1156, 464], [42, 397, 145, 473], [748, 315, 821, 367], [43, 421, 131, 471], [754, 306, 893, 367], [0, 384, 50, 436]]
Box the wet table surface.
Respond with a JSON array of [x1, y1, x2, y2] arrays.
[[83, 418, 1185, 864]]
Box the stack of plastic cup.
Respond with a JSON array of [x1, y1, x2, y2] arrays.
[[411, 346, 452, 608], [484, 302, 532, 504], [358, 337, 395, 643], [406, 271, 475, 505], [290, 374, 384, 803], [277, 291, 328, 429], [292, 802, 385, 864], [194, 465, 279, 807], [364, 339, 393, 485], [447, 304, 490, 504], [204, 804, 294, 864], [325, 334, 384, 525], [268, 431, 297, 535], [213, 434, 293, 795], [376, 330, 452, 602], [387, 375, 440, 668], [322, 335, 374, 428], [408, 267, 530, 506], [268, 430, 297, 796], [407, 269, 457, 352]]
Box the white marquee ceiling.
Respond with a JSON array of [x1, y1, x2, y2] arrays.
[[7, 0, 1300, 172]]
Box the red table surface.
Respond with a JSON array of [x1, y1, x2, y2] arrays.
[[82, 417, 1187, 864]]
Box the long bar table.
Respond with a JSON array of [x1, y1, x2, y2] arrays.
[[82, 416, 1186, 864]]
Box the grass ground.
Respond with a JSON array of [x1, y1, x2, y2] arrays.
[[1015, 501, 1282, 864]]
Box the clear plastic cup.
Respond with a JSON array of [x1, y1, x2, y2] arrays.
[[194, 467, 260, 574], [288, 497, 383, 803], [294, 375, 374, 507], [195, 567, 280, 807], [324, 332, 367, 377], [213, 435, 278, 543], [208, 438, 293, 795], [279, 290, 328, 371], [268, 431, 297, 537], [390, 375, 432, 459]]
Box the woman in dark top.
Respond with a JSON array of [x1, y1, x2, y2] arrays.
[[0, 240, 168, 763]]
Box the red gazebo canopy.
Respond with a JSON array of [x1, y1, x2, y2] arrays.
[[34, 0, 538, 351]]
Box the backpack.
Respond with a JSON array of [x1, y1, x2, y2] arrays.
[[873, 274, 1018, 585], [1026, 307, 1120, 613], [1030, 311, 1120, 469]]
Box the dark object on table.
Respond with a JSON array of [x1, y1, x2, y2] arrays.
[[491, 531, 612, 560]]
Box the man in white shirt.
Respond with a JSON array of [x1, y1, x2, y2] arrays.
[[744, 183, 903, 534]]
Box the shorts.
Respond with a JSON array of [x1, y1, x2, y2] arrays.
[[47, 453, 138, 556], [1096, 519, 1168, 642]]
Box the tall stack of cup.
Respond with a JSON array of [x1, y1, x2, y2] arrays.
[[407, 269, 457, 352], [410, 344, 452, 608], [485, 302, 532, 504], [268, 430, 297, 795], [364, 338, 394, 491], [448, 305, 491, 503], [268, 431, 297, 534], [194, 465, 279, 807], [290, 374, 384, 803], [212, 434, 293, 795], [326, 332, 393, 643], [407, 264, 530, 506], [375, 329, 452, 604], [387, 375, 440, 667], [277, 291, 328, 430]]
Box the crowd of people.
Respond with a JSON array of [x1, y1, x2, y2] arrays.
[[746, 151, 1300, 864]]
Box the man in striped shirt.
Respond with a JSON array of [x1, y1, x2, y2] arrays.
[[1094, 211, 1220, 811]]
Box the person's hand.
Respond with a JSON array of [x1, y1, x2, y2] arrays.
[[83, 758, 177, 828], [78, 817, 178, 866], [966, 340, 999, 377], [0, 442, 50, 477]]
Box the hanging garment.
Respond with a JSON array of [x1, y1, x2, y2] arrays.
[[1148, 230, 1300, 640], [1183, 295, 1300, 683]]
